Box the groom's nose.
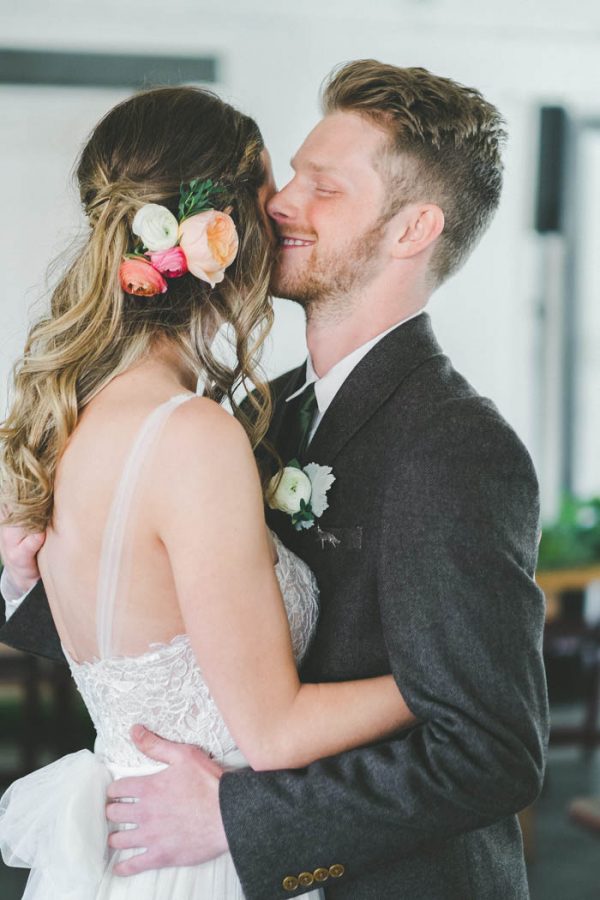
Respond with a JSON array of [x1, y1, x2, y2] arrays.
[[267, 179, 298, 225]]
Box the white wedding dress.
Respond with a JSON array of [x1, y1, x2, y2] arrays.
[[0, 394, 324, 899]]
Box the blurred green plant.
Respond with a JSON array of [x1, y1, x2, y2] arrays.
[[538, 495, 600, 570]]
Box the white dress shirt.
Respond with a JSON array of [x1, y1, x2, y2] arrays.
[[3, 578, 24, 620], [1, 309, 424, 621], [286, 309, 423, 444]]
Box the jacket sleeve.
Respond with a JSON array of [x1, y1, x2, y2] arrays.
[[0, 577, 65, 663], [219, 402, 549, 899]]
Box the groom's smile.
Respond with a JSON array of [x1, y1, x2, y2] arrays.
[[279, 236, 316, 249], [268, 110, 391, 307]]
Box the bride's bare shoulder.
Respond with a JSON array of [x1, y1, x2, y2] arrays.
[[153, 396, 262, 527], [159, 395, 253, 469]]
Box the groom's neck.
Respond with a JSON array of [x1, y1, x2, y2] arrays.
[[306, 287, 428, 378]]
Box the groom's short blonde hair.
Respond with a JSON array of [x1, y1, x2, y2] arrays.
[[321, 59, 506, 286]]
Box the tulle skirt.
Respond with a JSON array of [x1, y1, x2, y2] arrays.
[[0, 748, 324, 899]]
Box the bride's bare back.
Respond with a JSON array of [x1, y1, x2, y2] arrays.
[[38, 365, 196, 662]]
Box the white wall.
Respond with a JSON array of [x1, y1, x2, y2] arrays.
[[575, 129, 600, 497], [2, 0, 600, 503]]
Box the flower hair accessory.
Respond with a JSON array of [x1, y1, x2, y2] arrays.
[[267, 460, 335, 532], [118, 179, 239, 296]]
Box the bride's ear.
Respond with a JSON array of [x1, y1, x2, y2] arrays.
[[389, 203, 445, 261]]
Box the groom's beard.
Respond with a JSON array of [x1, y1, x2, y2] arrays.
[[271, 217, 387, 316]]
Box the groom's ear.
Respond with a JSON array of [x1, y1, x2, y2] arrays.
[[389, 203, 445, 261]]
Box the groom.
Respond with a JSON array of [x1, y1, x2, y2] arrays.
[[0, 61, 548, 898]]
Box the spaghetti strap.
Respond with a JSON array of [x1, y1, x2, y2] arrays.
[[96, 393, 195, 659]]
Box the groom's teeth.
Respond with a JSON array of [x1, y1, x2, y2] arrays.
[[281, 238, 313, 246]]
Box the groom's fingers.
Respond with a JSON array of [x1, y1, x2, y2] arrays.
[[113, 849, 161, 877], [106, 801, 141, 825], [106, 745, 228, 870], [108, 829, 137, 849], [129, 724, 184, 765], [109, 829, 179, 876], [106, 777, 144, 802], [108, 827, 146, 851]]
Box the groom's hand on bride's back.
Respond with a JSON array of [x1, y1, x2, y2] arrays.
[[105, 725, 229, 875], [0, 521, 44, 594]]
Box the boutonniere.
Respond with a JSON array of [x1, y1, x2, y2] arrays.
[[267, 460, 335, 532]]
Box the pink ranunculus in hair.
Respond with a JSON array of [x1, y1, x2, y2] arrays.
[[178, 210, 239, 289], [147, 246, 189, 278], [119, 258, 167, 297]]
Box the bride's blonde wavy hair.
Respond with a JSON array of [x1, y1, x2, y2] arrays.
[[0, 86, 275, 532]]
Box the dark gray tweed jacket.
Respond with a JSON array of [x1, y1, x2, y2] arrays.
[[219, 313, 549, 899], [0, 314, 549, 899]]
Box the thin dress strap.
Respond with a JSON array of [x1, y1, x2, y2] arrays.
[[96, 393, 194, 659]]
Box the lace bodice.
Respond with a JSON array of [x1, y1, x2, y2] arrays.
[[63, 394, 319, 768], [67, 535, 318, 767]]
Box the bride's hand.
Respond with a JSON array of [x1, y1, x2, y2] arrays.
[[0, 520, 45, 594], [105, 725, 228, 875]]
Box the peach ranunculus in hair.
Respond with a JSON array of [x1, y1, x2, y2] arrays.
[[178, 211, 239, 288], [147, 246, 188, 278], [119, 257, 167, 297]]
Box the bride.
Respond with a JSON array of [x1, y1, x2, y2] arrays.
[[0, 86, 414, 898]]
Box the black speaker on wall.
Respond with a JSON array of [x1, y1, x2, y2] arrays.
[[535, 106, 568, 233]]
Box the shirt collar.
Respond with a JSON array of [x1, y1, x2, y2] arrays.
[[286, 310, 424, 414]]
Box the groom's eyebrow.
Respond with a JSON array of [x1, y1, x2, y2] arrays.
[[290, 158, 352, 189], [289, 157, 344, 176]]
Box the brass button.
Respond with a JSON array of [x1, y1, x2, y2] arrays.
[[282, 875, 299, 891], [313, 867, 329, 882], [298, 871, 314, 887], [329, 863, 345, 878]]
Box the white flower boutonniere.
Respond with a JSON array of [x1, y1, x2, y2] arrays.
[[267, 459, 335, 531]]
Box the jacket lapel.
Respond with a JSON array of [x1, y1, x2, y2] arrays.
[[301, 312, 443, 466], [265, 364, 306, 450]]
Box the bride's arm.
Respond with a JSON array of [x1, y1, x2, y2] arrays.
[[155, 398, 416, 771]]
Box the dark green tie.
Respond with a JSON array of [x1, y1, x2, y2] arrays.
[[287, 382, 318, 461]]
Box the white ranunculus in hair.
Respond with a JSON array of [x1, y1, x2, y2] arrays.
[[267, 467, 312, 516], [132, 204, 179, 252]]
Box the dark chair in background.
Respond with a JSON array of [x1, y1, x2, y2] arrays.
[[569, 796, 600, 834], [538, 565, 600, 749]]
